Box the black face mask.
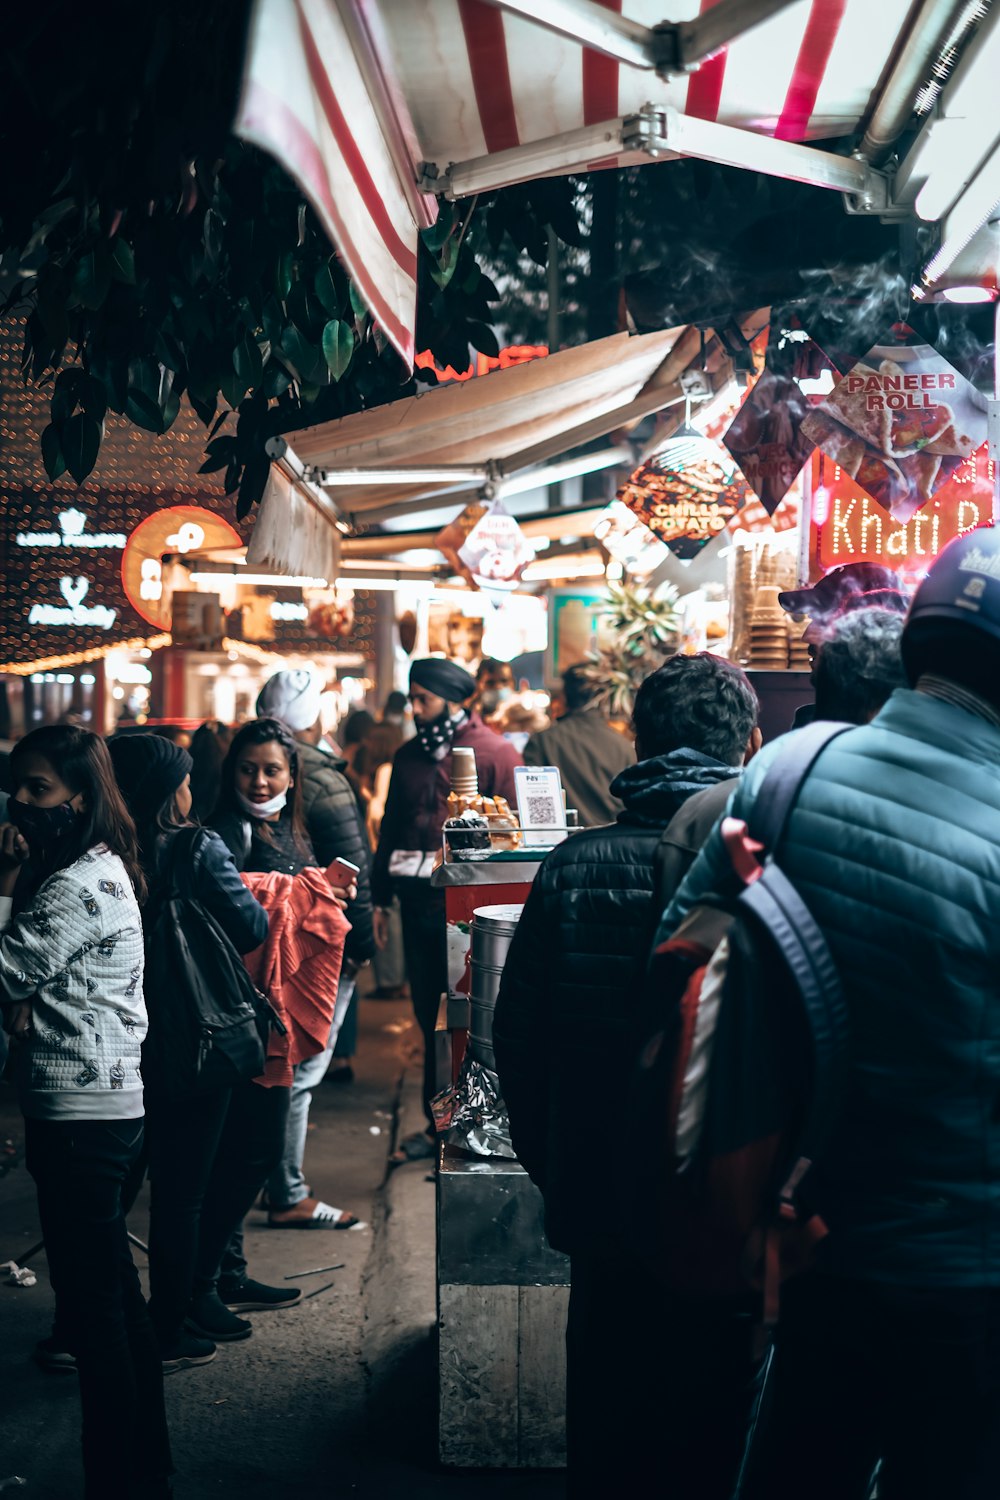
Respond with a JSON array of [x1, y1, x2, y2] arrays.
[[8, 795, 80, 844], [415, 707, 466, 761]]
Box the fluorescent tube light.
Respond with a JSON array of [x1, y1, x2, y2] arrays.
[[318, 467, 487, 486], [188, 572, 329, 588], [499, 445, 633, 499]]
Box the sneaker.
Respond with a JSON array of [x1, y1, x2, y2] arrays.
[[34, 1336, 77, 1373], [161, 1332, 217, 1373], [185, 1291, 253, 1342], [218, 1277, 303, 1312]]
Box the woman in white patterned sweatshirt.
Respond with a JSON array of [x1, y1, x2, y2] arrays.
[[0, 725, 173, 1500]]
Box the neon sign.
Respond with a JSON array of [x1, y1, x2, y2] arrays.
[[811, 449, 995, 575], [16, 507, 126, 550], [414, 344, 549, 385]]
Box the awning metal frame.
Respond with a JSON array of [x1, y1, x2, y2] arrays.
[[482, 0, 804, 78], [419, 104, 894, 212]]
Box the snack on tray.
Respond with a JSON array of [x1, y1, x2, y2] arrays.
[[444, 808, 491, 859]]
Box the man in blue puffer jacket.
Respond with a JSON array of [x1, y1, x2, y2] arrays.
[[658, 528, 1000, 1500]]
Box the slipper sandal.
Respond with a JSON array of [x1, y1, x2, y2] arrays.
[[388, 1130, 438, 1166], [268, 1198, 366, 1231]]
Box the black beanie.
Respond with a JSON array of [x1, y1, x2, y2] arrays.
[[108, 733, 193, 823], [409, 657, 476, 703]]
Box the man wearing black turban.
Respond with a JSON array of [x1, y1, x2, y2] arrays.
[[371, 658, 522, 1152]]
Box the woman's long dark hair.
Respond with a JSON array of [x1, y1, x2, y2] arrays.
[[9, 725, 147, 902], [132, 792, 192, 887], [215, 717, 309, 850]]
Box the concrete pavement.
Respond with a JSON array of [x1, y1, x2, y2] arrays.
[[0, 995, 565, 1498]]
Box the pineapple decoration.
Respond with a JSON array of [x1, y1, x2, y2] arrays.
[[584, 580, 682, 721]]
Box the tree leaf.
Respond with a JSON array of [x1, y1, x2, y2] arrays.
[[219, 370, 247, 409], [421, 213, 454, 253], [52, 367, 87, 423], [125, 389, 164, 433], [321, 319, 354, 381], [109, 237, 136, 285], [349, 281, 369, 321], [41, 423, 67, 482], [62, 412, 103, 484], [314, 263, 341, 317], [72, 246, 112, 311], [198, 436, 236, 473], [261, 361, 292, 399], [233, 334, 263, 387], [188, 390, 217, 426], [280, 323, 326, 385], [160, 387, 181, 430], [468, 321, 500, 358], [274, 250, 294, 302], [429, 238, 460, 289]]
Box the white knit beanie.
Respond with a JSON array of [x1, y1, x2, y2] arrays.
[[256, 668, 324, 733]]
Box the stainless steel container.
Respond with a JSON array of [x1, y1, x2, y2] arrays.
[[469, 903, 524, 1069]]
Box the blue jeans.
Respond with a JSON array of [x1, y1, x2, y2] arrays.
[[267, 976, 356, 1211]]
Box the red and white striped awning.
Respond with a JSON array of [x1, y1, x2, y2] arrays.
[[236, 0, 915, 365]]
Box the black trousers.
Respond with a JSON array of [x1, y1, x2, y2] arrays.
[[398, 882, 447, 1125], [741, 1272, 1000, 1500], [26, 1116, 173, 1500], [193, 1077, 290, 1295], [144, 1086, 231, 1345], [566, 1255, 759, 1500]]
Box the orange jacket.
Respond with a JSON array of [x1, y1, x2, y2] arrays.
[[240, 868, 350, 1087]]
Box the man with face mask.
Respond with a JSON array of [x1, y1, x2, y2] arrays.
[[371, 658, 522, 1145], [474, 658, 516, 721]]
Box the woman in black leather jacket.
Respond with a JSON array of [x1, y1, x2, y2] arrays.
[[108, 732, 269, 1375]]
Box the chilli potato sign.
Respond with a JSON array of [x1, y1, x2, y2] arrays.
[[801, 335, 986, 523], [618, 432, 748, 560]]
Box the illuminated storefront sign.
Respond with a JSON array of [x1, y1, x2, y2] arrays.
[[16, 506, 126, 549], [122, 506, 244, 628], [28, 575, 117, 630], [810, 448, 995, 575]]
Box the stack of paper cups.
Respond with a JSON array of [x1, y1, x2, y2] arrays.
[[450, 746, 479, 798]]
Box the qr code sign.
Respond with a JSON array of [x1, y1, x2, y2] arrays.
[[526, 794, 558, 826]]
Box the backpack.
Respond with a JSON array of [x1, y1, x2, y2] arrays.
[[142, 827, 279, 1097], [634, 720, 852, 1327]]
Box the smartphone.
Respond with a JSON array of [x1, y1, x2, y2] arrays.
[[326, 856, 361, 889]]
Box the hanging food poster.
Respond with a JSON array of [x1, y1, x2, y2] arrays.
[[723, 336, 839, 514], [618, 431, 748, 560], [800, 336, 987, 523], [457, 499, 535, 589]]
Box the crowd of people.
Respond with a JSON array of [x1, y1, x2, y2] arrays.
[[493, 539, 1000, 1500], [6, 533, 1000, 1499]]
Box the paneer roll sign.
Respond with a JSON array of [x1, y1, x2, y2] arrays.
[[801, 336, 986, 523]]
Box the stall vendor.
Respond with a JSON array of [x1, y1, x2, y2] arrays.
[[371, 658, 522, 1152]]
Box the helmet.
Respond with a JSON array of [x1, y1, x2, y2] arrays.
[[901, 528, 1000, 685]]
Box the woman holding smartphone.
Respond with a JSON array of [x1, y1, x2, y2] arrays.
[[0, 725, 173, 1499], [190, 720, 361, 1344]]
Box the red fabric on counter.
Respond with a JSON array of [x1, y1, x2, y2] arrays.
[[241, 867, 350, 1087]]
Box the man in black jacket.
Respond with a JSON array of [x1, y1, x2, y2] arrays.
[[493, 653, 760, 1499]]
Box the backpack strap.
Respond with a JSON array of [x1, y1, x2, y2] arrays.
[[748, 720, 854, 858]]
